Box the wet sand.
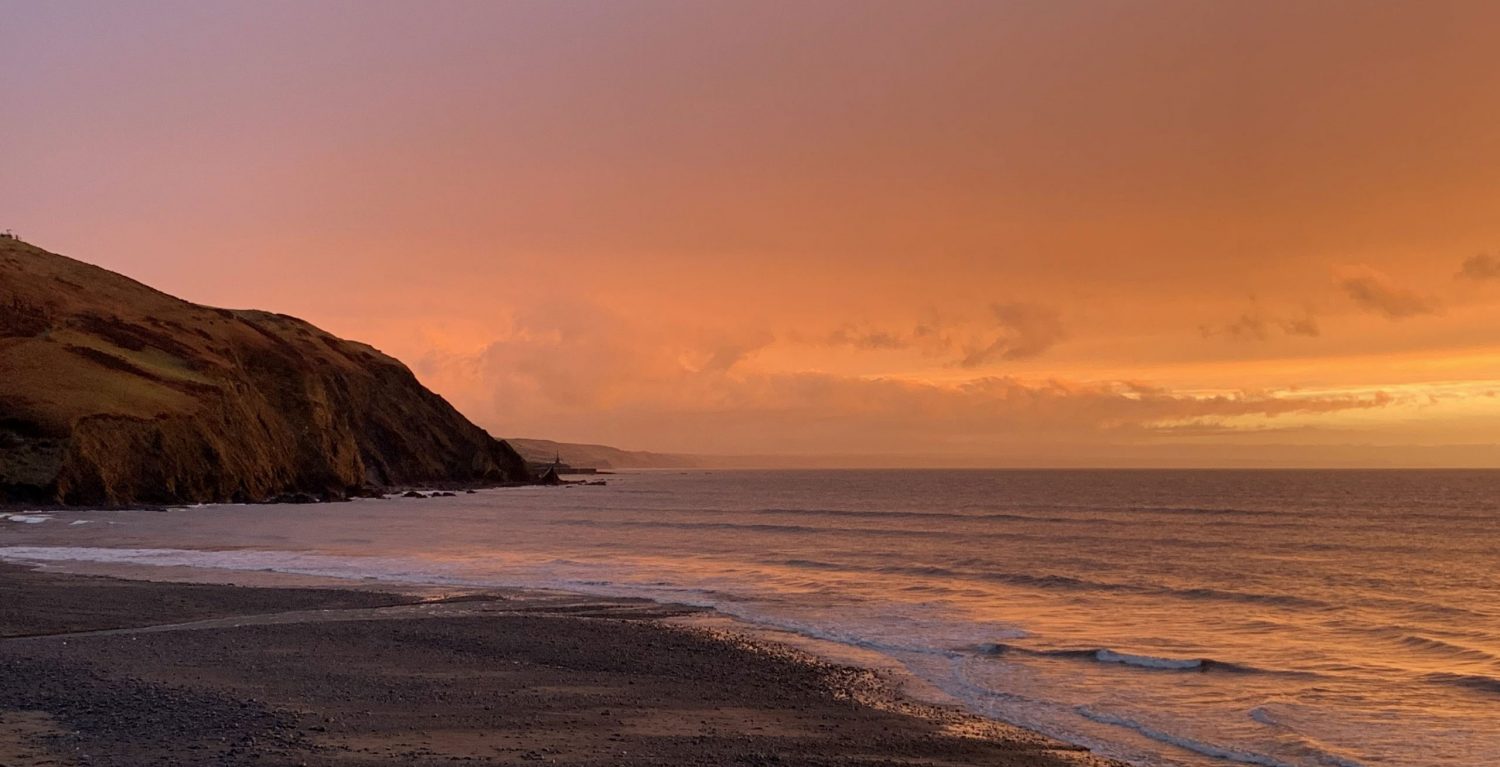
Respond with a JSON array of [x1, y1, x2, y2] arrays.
[[0, 563, 1123, 766]]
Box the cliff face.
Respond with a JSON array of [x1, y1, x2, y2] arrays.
[[0, 238, 530, 505]]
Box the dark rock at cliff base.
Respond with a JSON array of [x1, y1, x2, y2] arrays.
[[0, 238, 531, 506], [269, 492, 322, 505]]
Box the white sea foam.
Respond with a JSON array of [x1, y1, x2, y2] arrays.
[[2, 514, 52, 524], [0, 546, 474, 586], [1095, 648, 1205, 670]]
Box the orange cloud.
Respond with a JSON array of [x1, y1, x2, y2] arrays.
[[1457, 253, 1500, 281], [824, 324, 937, 353], [1338, 268, 1441, 320], [1201, 307, 1320, 341], [404, 295, 1399, 457], [958, 303, 1067, 367]]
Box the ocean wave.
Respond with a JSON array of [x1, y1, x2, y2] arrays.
[[560, 516, 1416, 561], [1246, 707, 1373, 767], [979, 570, 1148, 594], [1076, 707, 1298, 767], [1395, 634, 1500, 664], [772, 557, 1329, 610], [554, 518, 956, 538], [960, 502, 1288, 519], [1422, 672, 1500, 696], [755, 505, 1244, 526], [773, 558, 1144, 594], [978, 642, 1267, 674], [752, 507, 970, 521], [750, 505, 1299, 528], [1165, 586, 1329, 609], [777, 558, 848, 571], [1133, 505, 1287, 518], [1095, 649, 1212, 670]]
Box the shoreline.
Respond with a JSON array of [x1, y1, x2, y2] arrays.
[[0, 482, 544, 515], [0, 560, 1126, 767]]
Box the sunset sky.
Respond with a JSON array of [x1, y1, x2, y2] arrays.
[[6, 1, 1500, 466]]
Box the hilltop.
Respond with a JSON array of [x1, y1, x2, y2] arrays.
[[0, 237, 530, 505], [507, 438, 700, 470]]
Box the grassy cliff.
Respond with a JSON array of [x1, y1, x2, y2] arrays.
[[0, 238, 530, 505]]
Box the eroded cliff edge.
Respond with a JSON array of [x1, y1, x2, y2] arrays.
[[0, 238, 530, 505]]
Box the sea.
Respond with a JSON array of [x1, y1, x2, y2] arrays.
[[2, 469, 1497, 767]]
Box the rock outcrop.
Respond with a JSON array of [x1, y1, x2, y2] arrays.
[[0, 238, 530, 505]]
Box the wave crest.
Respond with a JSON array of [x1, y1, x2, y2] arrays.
[[1076, 707, 1298, 767], [1423, 672, 1500, 695], [978, 642, 1265, 673]]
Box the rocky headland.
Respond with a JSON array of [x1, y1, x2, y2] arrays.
[[0, 237, 530, 506]]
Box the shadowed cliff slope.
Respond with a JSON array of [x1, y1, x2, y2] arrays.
[[0, 238, 530, 505]]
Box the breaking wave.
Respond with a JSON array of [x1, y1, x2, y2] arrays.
[[977, 642, 1273, 674]]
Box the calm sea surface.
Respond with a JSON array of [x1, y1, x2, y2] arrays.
[[3, 470, 1498, 767]]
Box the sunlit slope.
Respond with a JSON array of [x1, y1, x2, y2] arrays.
[[0, 238, 529, 505]]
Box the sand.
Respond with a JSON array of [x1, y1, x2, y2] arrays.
[[0, 563, 1123, 766]]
